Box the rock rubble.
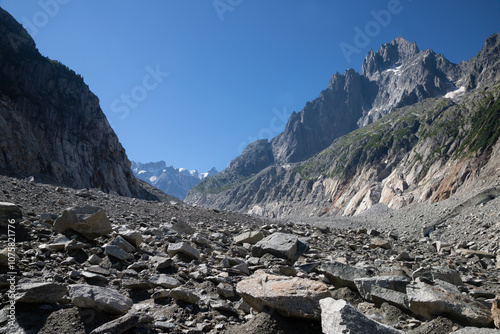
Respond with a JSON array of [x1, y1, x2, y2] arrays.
[[0, 174, 499, 333]]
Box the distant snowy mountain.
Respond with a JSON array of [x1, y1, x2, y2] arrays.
[[131, 161, 217, 200]]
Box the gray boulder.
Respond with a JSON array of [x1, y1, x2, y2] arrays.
[[54, 206, 112, 240], [90, 312, 153, 334], [236, 271, 330, 320], [252, 232, 308, 264], [371, 286, 410, 312], [412, 266, 463, 286], [407, 280, 493, 327], [320, 298, 404, 334], [321, 261, 370, 290], [171, 219, 195, 234], [149, 274, 181, 289], [234, 231, 264, 244], [111, 235, 136, 253], [68, 284, 133, 314], [0, 202, 22, 226], [167, 242, 200, 260], [117, 228, 143, 247], [104, 245, 134, 261], [354, 275, 410, 301], [16, 282, 67, 303]]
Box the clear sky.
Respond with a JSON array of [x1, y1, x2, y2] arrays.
[[0, 0, 499, 172]]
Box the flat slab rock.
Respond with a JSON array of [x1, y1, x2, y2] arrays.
[[236, 271, 330, 320], [320, 298, 404, 334], [407, 280, 493, 327], [15, 282, 67, 303], [68, 284, 133, 315]]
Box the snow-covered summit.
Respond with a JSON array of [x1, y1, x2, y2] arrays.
[[131, 161, 218, 199]]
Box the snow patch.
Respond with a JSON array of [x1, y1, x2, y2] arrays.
[[137, 170, 146, 175], [384, 65, 403, 76], [149, 176, 157, 182], [444, 86, 466, 99]]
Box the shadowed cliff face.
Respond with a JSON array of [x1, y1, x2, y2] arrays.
[[0, 8, 147, 197]]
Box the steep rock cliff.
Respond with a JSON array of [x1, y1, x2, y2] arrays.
[[0, 7, 147, 197]]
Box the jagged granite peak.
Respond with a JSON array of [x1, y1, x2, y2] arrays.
[[132, 161, 217, 200], [0, 7, 148, 198], [358, 37, 462, 126], [361, 37, 420, 77]]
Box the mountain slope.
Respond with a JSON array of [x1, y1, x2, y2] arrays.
[[0, 7, 149, 198], [132, 161, 217, 200], [187, 33, 500, 218], [188, 83, 500, 218]]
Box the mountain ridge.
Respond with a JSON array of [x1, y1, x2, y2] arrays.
[[186, 32, 500, 218], [132, 161, 217, 200]]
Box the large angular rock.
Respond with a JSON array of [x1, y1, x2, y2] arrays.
[[320, 298, 404, 334], [236, 271, 330, 320], [0, 202, 22, 226], [90, 312, 153, 334], [252, 232, 307, 264], [321, 261, 370, 290], [117, 228, 143, 247], [111, 235, 135, 253], [150, 255, 173, 270], [354, 275, 410, 301], [104, 245, 134, 261], [149, 274, 181, 289], [234, 231, 264, 244], [68, 284, 133, 315], [54, 206, 112, 240], [407, 280, 493, 327], [371, 286, 410, 312], [167, 242, 200, 260], [171, 219, 195, 234], [16, 282, 68, 303], [169, 287, 200, 304], [412, 266, 463, 286]]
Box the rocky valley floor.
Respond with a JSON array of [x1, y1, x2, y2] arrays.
[[1, 174, 500, 333]]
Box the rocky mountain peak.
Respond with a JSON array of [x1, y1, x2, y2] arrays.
[[361, 37, 419, 77]]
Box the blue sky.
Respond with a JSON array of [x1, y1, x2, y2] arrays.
[[1, 1, 499, 172]]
